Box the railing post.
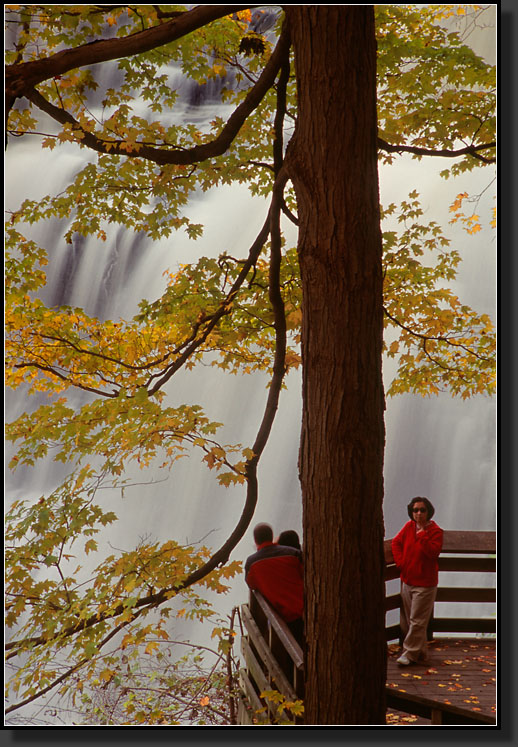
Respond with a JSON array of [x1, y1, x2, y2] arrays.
[[398, 580, 404, 646], [427, 607, 435, 641]]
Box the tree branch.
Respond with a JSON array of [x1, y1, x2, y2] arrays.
[[5, 6, 252, 113], [20, 26, 291, 167], [383, 306, 494, 363], [377, 137, 495, 163]]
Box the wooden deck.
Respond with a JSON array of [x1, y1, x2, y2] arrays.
[[238, 530, 496, 725], [386, 638, 496, 725]]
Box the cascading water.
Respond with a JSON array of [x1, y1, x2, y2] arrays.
[[5, 7, 496, 723]]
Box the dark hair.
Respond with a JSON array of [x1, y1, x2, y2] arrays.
[[253, 522, 273, 545], [407, 496, 435, 520], [277, 530, 301, 550]]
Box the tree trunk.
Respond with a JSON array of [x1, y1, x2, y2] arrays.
[[285, 6, 387, 725]]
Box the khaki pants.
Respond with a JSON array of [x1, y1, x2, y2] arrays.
[[400, 582, 437, 661]]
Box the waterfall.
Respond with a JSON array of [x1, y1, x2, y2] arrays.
[[5, 9, 495, 721]]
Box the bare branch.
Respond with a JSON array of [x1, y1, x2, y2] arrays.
[[378, 137, 495, 163]]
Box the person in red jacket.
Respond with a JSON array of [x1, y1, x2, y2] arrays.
[[245, 523, 304, 644], [391, 497, 443, 666]]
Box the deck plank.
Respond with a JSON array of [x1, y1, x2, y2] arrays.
[[386, 638, 496, 724]]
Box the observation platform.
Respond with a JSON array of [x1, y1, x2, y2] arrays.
[[237, 530, 496, 726]]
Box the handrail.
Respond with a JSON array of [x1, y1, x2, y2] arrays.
[[250, 590, 304, 670], [383, 530, 496, 564]]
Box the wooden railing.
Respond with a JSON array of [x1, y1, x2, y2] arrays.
[[238, 529, 496, 725], [238, 590, 304, 724], [384, 530, 496, 642]]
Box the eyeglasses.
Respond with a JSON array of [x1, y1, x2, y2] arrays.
[[412, 507, 427, 513]]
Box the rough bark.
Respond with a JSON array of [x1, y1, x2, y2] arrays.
[[285, 6, 387, 724]]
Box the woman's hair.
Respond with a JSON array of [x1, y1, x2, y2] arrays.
[[407, 496, 435, 520], [277, 529, 301, 550], [253, 522, 273, 545]]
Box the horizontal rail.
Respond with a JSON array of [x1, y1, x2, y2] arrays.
[[384, 567, 400, 582], [386, 623, 400, 641], [384, 530, 495, 564], [438, 556, 496, 572], [436, 587, 495, 603], [251, 590, 304, 670], [385, 556, 495, 581], [385, 593, 401, 612], [432, 617, 496, 634], [386, 588, 495, 613]]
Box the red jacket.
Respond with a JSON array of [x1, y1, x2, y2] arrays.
[[245, 541, 303, 622], [391, 520, 443, 587]]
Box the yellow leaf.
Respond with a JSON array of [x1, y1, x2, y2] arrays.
[[145, 641, 159, 655], [121, 633, 134, 649]]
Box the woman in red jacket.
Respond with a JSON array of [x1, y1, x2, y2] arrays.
[[391, 497, 443, 666]]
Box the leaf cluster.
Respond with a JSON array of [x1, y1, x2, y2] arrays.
[[382, 192, 495, 398], [376, 5, 495, 175]]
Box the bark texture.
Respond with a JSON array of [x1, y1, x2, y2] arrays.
[[285, 5, 387, 724]]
